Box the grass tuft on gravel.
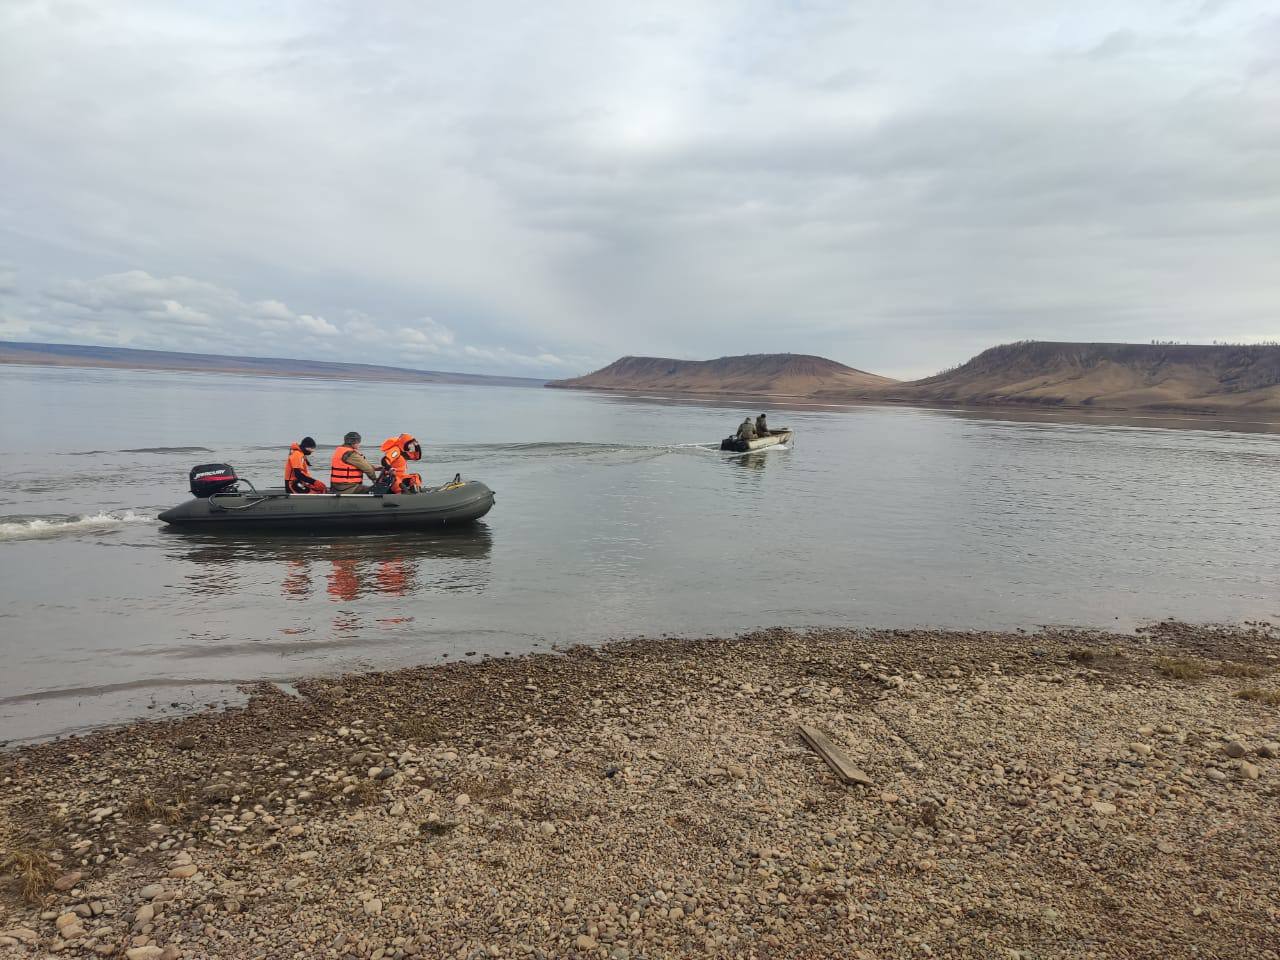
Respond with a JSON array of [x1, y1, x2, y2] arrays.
[[454, 774, 515, 801], [400, 714, 447, 744], [124, 782, 197, 826], [1234, 687, 1280, 706], [1217, 662, 1271, 679], [1155, 657, 1206, 680], [1, 843, 57, 903]]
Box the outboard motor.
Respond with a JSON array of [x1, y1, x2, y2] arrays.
[[189, 463, 239, 498]]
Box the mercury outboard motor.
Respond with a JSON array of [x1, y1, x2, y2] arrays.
[[189, 463, 239, 498]]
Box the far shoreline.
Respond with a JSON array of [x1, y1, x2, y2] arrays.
[[7, 349, 1280, 430], [547, 382, 1280, 431]]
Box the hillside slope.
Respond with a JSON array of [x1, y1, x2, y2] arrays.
[[550, 353, 895, 396], [828, 342, 1280, 414]]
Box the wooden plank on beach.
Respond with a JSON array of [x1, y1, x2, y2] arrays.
[[799, 724, 874, 787]]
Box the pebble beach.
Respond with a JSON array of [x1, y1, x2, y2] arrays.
[[2, 622, 1278, 960]]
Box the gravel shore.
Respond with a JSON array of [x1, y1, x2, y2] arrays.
[[2, 623, 1279, 960]]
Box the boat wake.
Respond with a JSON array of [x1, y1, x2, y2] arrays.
[[65, 446, 214, 455], [0, 511, 158, 543], [442, 440, 724, 458], [120, 446, 215, 455]]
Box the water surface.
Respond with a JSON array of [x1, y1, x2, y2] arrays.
[[2, 365, 1278, 741]]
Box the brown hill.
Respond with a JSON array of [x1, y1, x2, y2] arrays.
[[828, 341, 1280, 414], [550, 353, 896, 397]]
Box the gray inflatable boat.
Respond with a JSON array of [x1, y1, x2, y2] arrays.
[[160, 469, 495, 530]]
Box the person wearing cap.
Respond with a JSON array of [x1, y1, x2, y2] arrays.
[[284, 436, 327, 493], [736, 417, 757, 441], [755, 413, 770, 437], [329, 431, 379, 492]]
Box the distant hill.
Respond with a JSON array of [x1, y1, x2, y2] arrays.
[[826, 341, 1280, 414], [0, 341, 547, 388], [549, 353, 896, 397]]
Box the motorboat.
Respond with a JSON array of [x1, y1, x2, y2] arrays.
[[720, 428, 793, 453]]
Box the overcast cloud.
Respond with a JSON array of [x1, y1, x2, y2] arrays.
[[1, 0, 1277, 379]]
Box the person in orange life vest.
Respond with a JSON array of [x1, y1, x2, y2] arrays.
[[330, 431, 379, 492], [284, 436, 327, 493], [379, 433, 424, 493]]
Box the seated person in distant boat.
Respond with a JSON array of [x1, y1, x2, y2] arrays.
[[379, 433, 425, 493], [736, 417, 757, 441], [755, 413, 770, 436], [284, 436, 327, 493], [330, 431, 379, 492]]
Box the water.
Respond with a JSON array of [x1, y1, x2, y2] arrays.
[[2, 365, 1279, 742]]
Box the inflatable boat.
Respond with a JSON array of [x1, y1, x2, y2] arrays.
[[159, 463, 495, 530], [720, 428, 793, 453]]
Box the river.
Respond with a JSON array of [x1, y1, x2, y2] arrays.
[[2, 364, 1278, 741]]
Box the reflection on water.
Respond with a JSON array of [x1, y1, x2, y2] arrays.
[[148, 526, 497, 644], [729, 450, 772, 472], [164, 527, 494, 565], [164, 527, 494, 603]]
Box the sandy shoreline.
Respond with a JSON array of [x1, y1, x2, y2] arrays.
[[2, 623, 1278, 959]]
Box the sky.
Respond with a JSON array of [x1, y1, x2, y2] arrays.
[[0, 1, 1277, 380]]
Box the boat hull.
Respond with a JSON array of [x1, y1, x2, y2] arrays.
[[158, 480, 495, 530], [720, 429, 793, 453]]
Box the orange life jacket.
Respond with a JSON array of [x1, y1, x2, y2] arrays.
[[379, 434, 419, 478], [379, 434, 423, 492], [285, 444, 318, 491], [330, 445, 365, 486]]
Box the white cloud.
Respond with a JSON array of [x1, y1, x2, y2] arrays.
[[252, 299, 295, 321], [294, 314, 339, 336], [0, 310, 33, 338], [396, 318, 456, 350], [9, 267, 581, 372], [149, 299, 214, 328], [461, 343, 577, 370], [39, 270, 343, 345]]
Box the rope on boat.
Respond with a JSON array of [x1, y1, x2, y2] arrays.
[[208, 478, 274, 512]]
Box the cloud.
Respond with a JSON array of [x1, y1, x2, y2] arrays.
[[42, 269, 340, 342], [12, 268, 579, 371], [1, 1, 1278, 379], [395, 318, 456, 351]]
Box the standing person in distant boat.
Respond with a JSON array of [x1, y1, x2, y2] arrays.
[[737, 417, 757, 441], [330, 431, 379, 492], [755, 413, 770, 437], [284, 436, 327, 493]]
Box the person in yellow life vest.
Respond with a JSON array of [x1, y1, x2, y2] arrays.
[[284, 436, 327, 493], [329, 431, 379, 492], [379, 433, 424, 493]]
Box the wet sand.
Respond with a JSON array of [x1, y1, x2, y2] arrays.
[[2, 623, 1278, 959]]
